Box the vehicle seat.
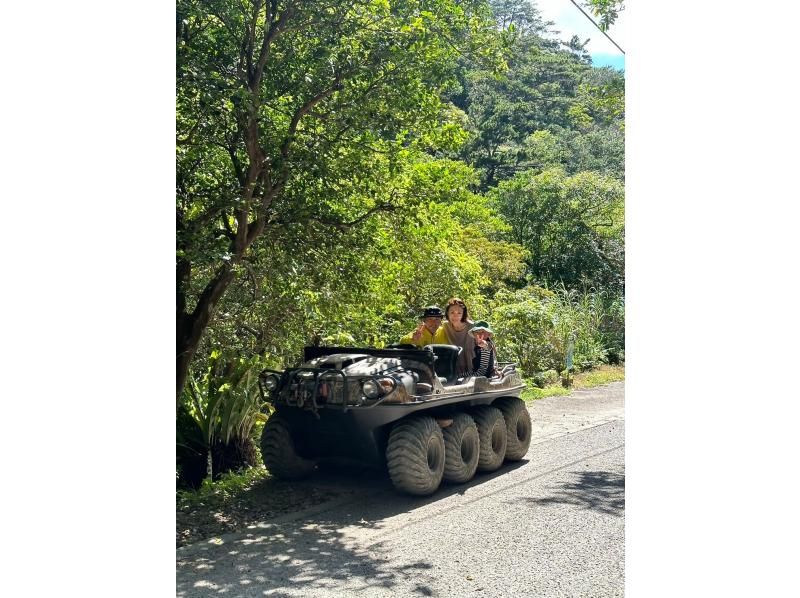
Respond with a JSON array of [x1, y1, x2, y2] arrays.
[[429, 344, 462, 385]]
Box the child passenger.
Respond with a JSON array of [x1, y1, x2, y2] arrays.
[[466, 321, 500, 378]]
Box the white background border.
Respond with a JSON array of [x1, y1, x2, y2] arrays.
[[2, 1, 799, 595]]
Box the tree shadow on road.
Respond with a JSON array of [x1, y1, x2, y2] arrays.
[[177, 460, 529, 597], [177, 519, 438, 597], [518, 469, 625, 516]]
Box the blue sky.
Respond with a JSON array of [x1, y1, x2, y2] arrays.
[[591, 53, 625, 71], [533, 0, 627, 73]]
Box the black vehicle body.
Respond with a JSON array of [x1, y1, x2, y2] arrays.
[[258, 344, 525, 469]]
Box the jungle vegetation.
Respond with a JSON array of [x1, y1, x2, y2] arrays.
[[176, 0, 625, 487]]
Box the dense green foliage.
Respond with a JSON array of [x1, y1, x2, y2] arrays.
[[176, 0, 506, 401], [490, 285, 624, 376], [177, 351, 267, 487], [176, 0, 625, 486], [490, 167, 624, 290]]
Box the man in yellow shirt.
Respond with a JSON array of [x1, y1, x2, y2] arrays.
[[399, 305, 448, 348]]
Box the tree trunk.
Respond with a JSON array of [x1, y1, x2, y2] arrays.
[[176, 264, 236, 412]]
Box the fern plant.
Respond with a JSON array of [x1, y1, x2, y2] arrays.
[[177, 351, 268, 484]]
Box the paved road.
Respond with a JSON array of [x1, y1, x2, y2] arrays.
[[177, 382, 624, 597]]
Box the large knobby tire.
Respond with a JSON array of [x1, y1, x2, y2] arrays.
[[495, 397, 532, 461], [260, 415, 316, 480], [471, 406, 507, 472], [442, 412, 480, 484], [386, 416, 445, 496]]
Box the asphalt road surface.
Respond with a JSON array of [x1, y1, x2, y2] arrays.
[[177, 382, 625, 597]]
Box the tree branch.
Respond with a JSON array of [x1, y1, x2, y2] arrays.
[[226, 145, 246, 187], [220, 214, 236, 241], [242, 260, 260, 301], [264, 79, 344, 201], [310, 200, 398, 231], [244, 0, 261, 80], [252, 2, 294, 88]]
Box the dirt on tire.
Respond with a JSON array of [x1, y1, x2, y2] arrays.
[[471, 405, 507, 472], [442, 412, 480, 483], [495, 397, 532, 461], [386, 416, 446, 496]]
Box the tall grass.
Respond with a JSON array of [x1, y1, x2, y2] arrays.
[[490, 285, 624, 377]]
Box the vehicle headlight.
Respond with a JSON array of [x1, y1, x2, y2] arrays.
[[263, 375, 278, 391], [362, 379, 381, 399]]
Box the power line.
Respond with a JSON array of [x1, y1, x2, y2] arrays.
[[567, 0, 625, 55]]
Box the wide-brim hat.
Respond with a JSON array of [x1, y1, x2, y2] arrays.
[[420, 305, 444, 318], [469, 320, 494, 335]]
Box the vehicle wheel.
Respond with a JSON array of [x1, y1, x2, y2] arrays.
[[260, 415, 316, 479], [495, 397, 532, 461], [386, 416, 445, 496], [442, 412, 480, 483], [471, 406, 507, 472]]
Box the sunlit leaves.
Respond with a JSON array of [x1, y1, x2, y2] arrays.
[[177, 0, 505, 375], [581, 0, 624, 32], [490, 167, 624, 290]]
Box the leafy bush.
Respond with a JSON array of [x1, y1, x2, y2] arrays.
[[491, 286, 562, 374], [489, 284, 624, 378], [532, 369, 560, 388], [177, 351, 268, 488]]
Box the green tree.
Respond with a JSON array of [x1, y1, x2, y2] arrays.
[[176, 0, 503, 405], [490, 167, 624, 290], [196, 155, 526, 366], [443, 0, 625, 192]]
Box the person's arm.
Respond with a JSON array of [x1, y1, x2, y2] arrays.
[[472, 345, 481, 374], [490, 343, 501, 377], [399, 324, 427, 347], [398, 331, 414, 345]]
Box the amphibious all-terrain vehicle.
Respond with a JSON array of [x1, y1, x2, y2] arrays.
[[258, 344, 531, 496]]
